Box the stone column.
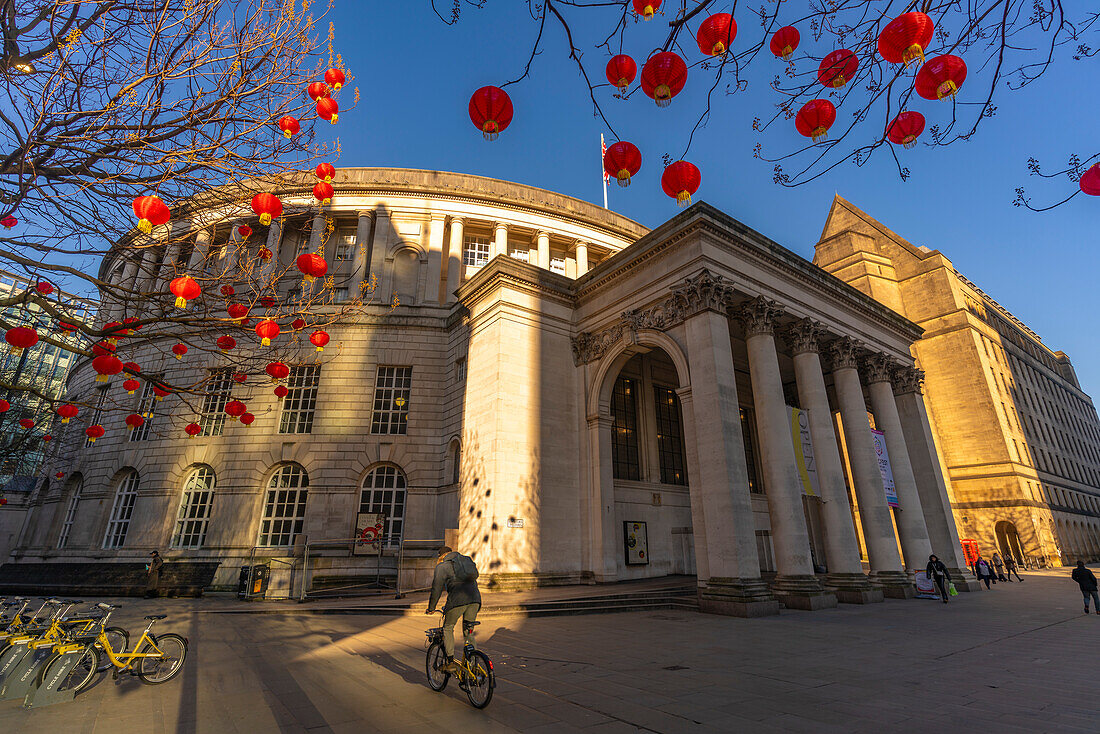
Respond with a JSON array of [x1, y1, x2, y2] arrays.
[[187, 227, 211, 273], [585, 413, 618, 582], [350, 210, 374, 301], [369, 210, 391, 298], [425, 213, 446, 304], [576, 241, 590, 276], [739, 299, 835, 610], [865, 354, 933, 571], [492, 221, 508, 261], [787, 319, 882, 604], [536, 230, 550, 270], [154, 228, 184, 293], [259, 219, 282, 286], [677, 387, 710, 583], [827, 338, 912, 597], [445, 217, 463, 303], [894, 367, 978, 590]]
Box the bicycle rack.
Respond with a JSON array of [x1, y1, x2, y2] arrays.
[[22, 647, 83, 708], [0, 645, 54, 701]]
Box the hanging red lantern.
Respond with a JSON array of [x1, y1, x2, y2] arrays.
[[266, 361, 290, 382], [292, 318, 306, 331], [307, 81, 329, 101], [185, 422, 202, 438], [227, 303, 249, 324], [259, 296, 276, 309], [132, 195, 170, 234], [1, 215, 17, 229], [915, 54, 967, 100], [220, 284, 236, 297], [313, 182, 334, 205], [324, 67, 346, 89], [886, 111, 926, 148], [85, 425, 105, 443], [58, 320, 77, 333], [818, 49, 858, 88], [122, 361, 140, 374], [103, 320, 124, 345], [92, 354, 123, 382], [770, 26, 800, 60], [468, 86, 513, 141], [5, 326, 38, 352], [0, 399, 8, 412], [251, 193, 283, 226], [661, 161, 701, 207], [696, 13, 736, 56], [278, 116, 300, 138], [153, 385, 170, 401], [172, 343, 188, 360], [224, 400, 246, 420], [123, 378, 140, 395], [258, 247, 272, 261], [316, 97, 339, 124], [240, 412, 256, 426], [603, 142, 642, 187], [315, 162, 336, 182], [878, 12, 935, 67], [19, 418, 34, 430], [297, 253, 328, 283], [216, 335, 236, 353], [256, 319, 280, 346], [1080, 164, 1100, 196], [641, 52, 688, 108], [795, 99, 837, 142], [605, 55, 637, 92], [237, 225, 252, 240], [632, 0, 661, 20], [92, 341, 115, 357], [35, 281, 53, 296], [233, 372, 248, 383], [274, 385, 289, 398], [57, 404, 78, 423], [125, 413, 144, 431], [310, 329, 330, 352], [122, 316, 140, 332], [169, 276, 201, 309], [56, 471, 64, 479], [43, 434, 52, 442]]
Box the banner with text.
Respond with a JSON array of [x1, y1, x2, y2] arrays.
[[787, 406, 820, 497], [870, 429, 899, 508]]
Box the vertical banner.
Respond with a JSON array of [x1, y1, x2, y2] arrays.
[[870, 429, 899, 508], [353, 512, 385, 555], [623, 521, 649, 565], [787, 407, 819, 496]]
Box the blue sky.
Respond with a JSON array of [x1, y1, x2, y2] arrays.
[[328, 3, 1098, 399]]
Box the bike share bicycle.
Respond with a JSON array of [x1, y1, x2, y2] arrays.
[[424, 610, 495, 708]]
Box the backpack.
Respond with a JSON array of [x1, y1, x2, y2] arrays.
[[451, 553, 479, 583]]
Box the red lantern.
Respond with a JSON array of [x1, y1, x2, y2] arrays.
[[313, 182, 334, 205], [0, 399, 8, 412], [315, 162, 336, 182], [316, 97, 339, 124], [221, 284, 236, 297], [122, 316, 140, 332], [92, 354, 122, 382], [251, 193, 283, 226], [56, 471, 65, 479], [125, 413, 144, 431], [19, 418, 34, 430], [216, 335, 236, 353], [152, 385, 171, 401], [185, 422, 202, 438], [5, 326, 38, 352], [123, 378, 140, 395], [122, 361, 140, 374], [240, 412, 256, 427], [258, 247, 272, 261], [85, 424, 105, 443], [325, 67, 346, 90], [1080, 164, 1100, 196], [878, 12, 935, 67], [225, 400, 246, 420], [310, 330, 330, 352], [641, 52, 687, 108], [170, 276, 201, 309], [307, 81, 329, 101], [233, 372, 248, 383], [632, 0, 661, 20], [260, 296, 277, 309], [237, 225, 252, 240], [35, 281, 53, 296], [92, 341, 115, 357], [770, 26, 800, 60], [103, 320, 124, 345], [818, 49, 858, 88], [297, 253, 328, 283], [132, 195, 170, 234], [227, 303, 249, 324], [468, 86, 513, 141], [605, 55, 637, 92], [886, 111, 926, 148], [58, 320, 77, 333], [172, 343, 188, 360], [795, 99, 837, 142], [603, 142, 642, 187], [274, 385, 289, 398], [661, 161, 701, 207], [57, 404, 78, 423], [915, 55, 967, 100], [266, 361, 290, 381], [696, 13, 736, 56], [278, 116, 300, 138], [256, 319, 280, 346], [43, 434, 51, 442], [292, 318, 306, 331], [1, 215, 16, 229]]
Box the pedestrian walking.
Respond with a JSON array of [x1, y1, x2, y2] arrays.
[[991, 552, 1009, 582], [1004, 554, 1023, 582], [145, 550, 163, 598], [975, 556, 994, 589], [1071, 561, 1099, 615], [926, 555, 953, 604]]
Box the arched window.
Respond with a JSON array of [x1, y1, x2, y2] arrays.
[[360, 465, 406, 546], [172, 467, 216, 549], [57, 477, 83, 549], [103, 471, 139, 549], [452, 442, 462, 486], [258, 465, 308, 547]]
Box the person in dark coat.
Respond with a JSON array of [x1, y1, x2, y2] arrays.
[[926, 555, 952, 603], [975, 556, 994, 589], [426, 546, 482, 674], [1071, 561, 1099, 615], [145, 550, 163, 598], [1004, 554, 1023, 582], [991, 552, 1009, 582]]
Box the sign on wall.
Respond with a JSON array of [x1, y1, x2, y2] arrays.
[[870, 429, 899, 508], [624, 521, 649, 565], [787, 407, 820, 497], [353, 512, 386, 555]]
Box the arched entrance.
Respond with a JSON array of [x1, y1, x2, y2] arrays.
[[995, 520, 1024, 563]]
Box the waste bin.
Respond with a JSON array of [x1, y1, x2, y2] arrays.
[[237, 564, 271, 600]]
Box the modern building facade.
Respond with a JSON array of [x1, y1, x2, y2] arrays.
[[8, 170, 972, 613], [815, 195, 1100, 567]]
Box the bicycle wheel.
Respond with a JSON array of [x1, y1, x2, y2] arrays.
[[135, 633, 187, 685], [463, 650, 494, 709], [96, 627, 129, 672], [38, 646, 100, 694], [425, 642, 449, 691]]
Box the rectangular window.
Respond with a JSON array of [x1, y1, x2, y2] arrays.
[[455, 358, 466, 383], [756, 530, 775, 572], [550, 257, 566, 275], [56, 484, 81, 549], [741, 407, 763, 493], [371, 366, 412, 435], [129, 382, 157, 442], [611, 376, 640, 480], [279, 365, 321, 434], [510, 249, 529, 262], [103, 473, 139, 549], [332, 286, 349, 302], [654, 386, 687, 485], [334, 228, 356, 260], [199, 368, 233, 437], [463, 237, 490, 267], [86, 387, 110, 448]]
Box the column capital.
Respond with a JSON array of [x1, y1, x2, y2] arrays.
[[862, 352, 898, 385], [356, 209, 374, 219], [492, 221, 508, 232], [534, 229, 550, 240], [429, 212, 447, 222], [825, 336, 863, 371], [893, 366, 926, 395], [736, 296, 783, 339], [784, 318, 827, 356], [449, 215, 465, 225], [618, 269, 734, 335]]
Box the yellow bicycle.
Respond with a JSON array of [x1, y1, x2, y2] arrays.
[[424, 610, 495, 708]]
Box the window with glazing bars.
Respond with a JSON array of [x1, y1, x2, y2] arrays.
[[279, 365, 321, 434], [359, 465, 407, 547], [611, 376, 640, 480], [371, 366, 411, 434], [171, 467, 216, 549], [654, 386, 687, 485], [550, 257, 566, 274], [129, 382, 157, 442], [103, 471, 139, 549], [56, 480, 82, 549], [258, 465, 308, 546], [85, 387, 109, 447], [463, 237, 490, 267], [334, 229, 356, 260], [756, 530, 775, 572], [199, 368, 233, 436], [741, 407, 763, 493]]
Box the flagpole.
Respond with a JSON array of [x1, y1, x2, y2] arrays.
[[601, 134, 608, 209]]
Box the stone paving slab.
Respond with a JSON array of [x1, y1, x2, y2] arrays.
[[1, 566, 1098, 732]]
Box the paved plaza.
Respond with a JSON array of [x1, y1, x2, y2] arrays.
[[2, 566, 1099, 733]]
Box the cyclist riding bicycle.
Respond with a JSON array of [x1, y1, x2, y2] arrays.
[[425, 545, 481, 675]]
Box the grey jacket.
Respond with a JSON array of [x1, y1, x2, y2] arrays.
[[428, 552, 481, 612]]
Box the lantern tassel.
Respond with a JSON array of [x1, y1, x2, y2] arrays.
[[617, 171, 632, 188], [903, 44, 925, 67], [174, 353, 182, 360], [937, 80, 958, 99], [138, 219, 153, 234], [315, 345, 324, 352], [283, 130, 293, 139], [259, 213, 272, 226], [329, 114, 338, 124], [676, 191, 692, 207], [175, 296, 187, 309], [95, 374, 108, 383], [781, 46, 793, 61], [61, 417, 69, 424], [262, 337, 271, 346]]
